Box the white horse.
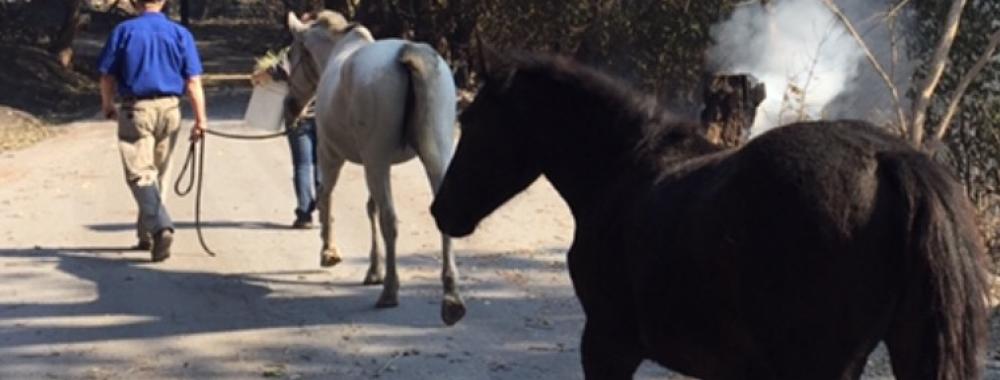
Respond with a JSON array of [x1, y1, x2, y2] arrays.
[[285, 11, 465, 325]]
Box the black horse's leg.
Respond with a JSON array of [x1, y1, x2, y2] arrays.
[[580, 319, 643, 379]]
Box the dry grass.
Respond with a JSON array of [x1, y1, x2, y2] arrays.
[[0, 106, 54, 152], [254, 47, 288, 74]]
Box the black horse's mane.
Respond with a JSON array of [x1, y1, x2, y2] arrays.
[[496, 53, 722, 167]]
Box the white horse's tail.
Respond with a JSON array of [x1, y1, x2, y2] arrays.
[[398, 42, 453, 148]]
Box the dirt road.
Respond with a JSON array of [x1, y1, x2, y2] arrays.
[[1, 107, 996, 379], [0, 105, 676, 379]]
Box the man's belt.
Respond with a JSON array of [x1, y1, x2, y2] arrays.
[[120, 94, 179, 102]]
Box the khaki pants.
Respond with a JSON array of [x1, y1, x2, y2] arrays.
[[117, 97, 181, 241]]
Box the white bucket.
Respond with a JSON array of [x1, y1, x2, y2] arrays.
[[243, 81, 288, 132]]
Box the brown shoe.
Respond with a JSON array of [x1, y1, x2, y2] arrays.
[[133, 240, 152, 250], [151, 229, 173, 262]]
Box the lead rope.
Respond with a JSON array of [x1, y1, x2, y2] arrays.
[[174, 127, 290, 257]]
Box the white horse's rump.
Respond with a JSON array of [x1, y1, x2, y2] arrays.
[[288, 11, 464, 325]]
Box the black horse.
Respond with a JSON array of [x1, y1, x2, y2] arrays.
[[430, 54, 988, 379]]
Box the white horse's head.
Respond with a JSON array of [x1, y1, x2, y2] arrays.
[[282, 11, 361, 127], [287, 11, 373, 74]]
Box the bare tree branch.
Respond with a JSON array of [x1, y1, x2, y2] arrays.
[[933, 28, 1000, 141], [820, 0, 908, 132], [909, 0, 968, 146], [102, 0, 121, 12], [885, 0, 912, 20], [888, 12, 906, 135], [857, 0, 911, 39]]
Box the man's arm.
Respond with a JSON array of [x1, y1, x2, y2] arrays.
[[100, 75, 118, 119], [179, 26, 206, 141], [186, 76, 207, 141]]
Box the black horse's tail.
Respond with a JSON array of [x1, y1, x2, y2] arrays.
[[882, 153, 988, 379]]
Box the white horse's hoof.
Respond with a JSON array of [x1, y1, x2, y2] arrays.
[[320, 248, 342, 267], [441, 294, 466, 326], [362, 271, 384, 285], [375, 292, 399, 308]]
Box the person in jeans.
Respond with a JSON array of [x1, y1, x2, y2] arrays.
[[252, 55, 320, 229], [98, 0, 208, 261], [285, 113, 320, 229]]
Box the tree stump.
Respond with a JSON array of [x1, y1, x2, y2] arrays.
[[180, 0, 190, 26], [700, 74, 766, 148], [49, 0, 83, 69]]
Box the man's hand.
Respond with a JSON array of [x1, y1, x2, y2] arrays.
[[190, 120, 205, 142], [251, 70, 272, 86]]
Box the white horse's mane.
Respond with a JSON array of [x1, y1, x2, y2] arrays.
[[329, 24, 374, 47], [310, 10, 374, 50], [313, 10, 349, 33]]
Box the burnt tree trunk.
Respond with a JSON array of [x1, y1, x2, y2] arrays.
[[50, 0, 82, 69], [700, 74, 766, 148], [446, 0, 480, 89], [180, 0, 190, 26], [355, 0, 404, 39], [324, 0, 354, 17], [306, 0, 325, 13]]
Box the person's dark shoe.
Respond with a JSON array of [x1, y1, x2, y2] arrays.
[[151, 229, 173, 262], [292, 216, 313, 229], [133, 240, 152, 251]]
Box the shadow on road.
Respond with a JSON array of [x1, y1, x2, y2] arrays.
[[86, 220, 290, 232], [0, 248, 403, 347], [0, 246, 580, 350]]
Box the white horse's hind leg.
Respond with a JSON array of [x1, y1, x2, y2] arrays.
[[317, 148, 346, 267], [436, 230, 464, 325], [415, 135, 466, 325], [364, 163, 400, 308], [363, 196, 384, 285]]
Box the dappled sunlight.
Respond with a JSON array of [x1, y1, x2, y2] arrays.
[[0, 236, 593, 377], [0, 315, 159, 329]]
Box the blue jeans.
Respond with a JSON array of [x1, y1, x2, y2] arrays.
[[288, 118, 320, 221]]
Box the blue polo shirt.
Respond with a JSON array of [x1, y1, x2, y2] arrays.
[[97, 12, 203, 97]]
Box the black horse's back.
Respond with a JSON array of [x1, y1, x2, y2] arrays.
[[629, 120, 986, 378], [761, 122, 985, 379]]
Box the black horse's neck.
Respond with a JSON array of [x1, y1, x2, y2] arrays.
[[504, 57, 719, 217]]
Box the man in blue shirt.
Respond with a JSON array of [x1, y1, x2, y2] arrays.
[[98, 0, 208, 262]]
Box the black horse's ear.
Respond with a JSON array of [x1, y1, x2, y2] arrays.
[[495, 63, 517, 91], [474, 31, 491, 82], [472, 32, 517, 91]]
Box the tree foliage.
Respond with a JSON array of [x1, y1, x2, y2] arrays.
[[0, 1, 76, 47], [911, 0, 1000, 257], [309, 0, 742, 111]]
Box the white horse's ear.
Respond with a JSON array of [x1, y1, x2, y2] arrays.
[[288, 12, 308, 35]]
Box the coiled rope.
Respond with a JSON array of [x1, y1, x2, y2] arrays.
[[173, 127, 289, 256]]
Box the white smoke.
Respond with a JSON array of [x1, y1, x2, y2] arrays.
[[708, 0, 910, 135]]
